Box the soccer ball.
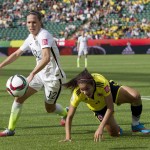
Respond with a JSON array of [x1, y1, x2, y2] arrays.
[[6, 74, 28, 97]]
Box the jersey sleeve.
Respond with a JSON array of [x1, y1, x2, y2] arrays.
[[20, 37, 31, 52], [102, 79, 111, 97], [70, 88, 81, 107], [92, 73, 111, 97], [39, 32, 54, 49]]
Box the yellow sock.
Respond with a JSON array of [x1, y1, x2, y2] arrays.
[[85, 58, 87, 68], [8, 101, 22, 131], [77, 58, 80, 68]]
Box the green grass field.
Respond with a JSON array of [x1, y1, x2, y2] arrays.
[[0, 55, 150, 150]]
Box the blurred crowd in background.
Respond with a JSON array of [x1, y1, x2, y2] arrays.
[[0, 0, 150, 40]]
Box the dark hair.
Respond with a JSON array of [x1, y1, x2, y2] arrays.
[[27, 10, 44, 28], [63, 69, 94, 90]]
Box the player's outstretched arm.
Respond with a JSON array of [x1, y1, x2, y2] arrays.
[[0, 49, 23, 69], [59, 105, 77, 142]]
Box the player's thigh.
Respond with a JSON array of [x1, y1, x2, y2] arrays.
[[78, 49, 83, 56], [83, 48, 88, 55], [44, 80, 62, 112], [44, 79, 62, 104], [15, 86, 37, 103], [117, 86, 141, 105], [105, 115, 119, 136], [45, 103, 55, 113], [16, 74, 44, 103]]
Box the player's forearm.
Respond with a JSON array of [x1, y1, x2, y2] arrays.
[[99, 109, 113, 128], [65, 117, 72, 140], [0, 52, 20, 68], [31, 57, 50, 75]]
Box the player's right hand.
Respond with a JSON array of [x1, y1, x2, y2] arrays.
[[94, 127, 104, 142]]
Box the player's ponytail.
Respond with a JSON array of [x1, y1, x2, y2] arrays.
[[63, 69, 94, 90]]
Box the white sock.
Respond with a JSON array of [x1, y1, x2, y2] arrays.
[[132, 115, 140, 126], [54, 103, 67, 117]]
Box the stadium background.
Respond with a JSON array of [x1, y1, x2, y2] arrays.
[[0, 0, 150, 56]]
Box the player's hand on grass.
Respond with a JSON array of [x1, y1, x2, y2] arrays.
[[59, 139, 72, 142], [94, 128, 104, 142]]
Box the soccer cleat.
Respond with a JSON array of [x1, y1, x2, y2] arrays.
[[119, 127, 123, 136], [132, 123, 150, 134], [60, 118, 66, 126], [0, 129, 15, 137], [60, 107, 69, 126], [117, 126, 123, 136]]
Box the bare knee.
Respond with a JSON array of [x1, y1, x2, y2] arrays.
[[108, 129, 119, 137], [110, 132, 119, 137], [45, 103, 56, 113], [132, 93, 142, 105], [105, 125, 120, 137], [118, 86, 142, 105]]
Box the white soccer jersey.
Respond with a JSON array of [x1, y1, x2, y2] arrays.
[[20, 28, 65, 81], [78, 35, 88, 50]]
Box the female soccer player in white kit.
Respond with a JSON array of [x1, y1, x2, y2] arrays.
[[77, 30, 89, 68], [0, 11, 67, 137]]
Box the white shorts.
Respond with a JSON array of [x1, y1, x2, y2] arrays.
[[78, 48, 88, 56], [29, 73, 66, 104]]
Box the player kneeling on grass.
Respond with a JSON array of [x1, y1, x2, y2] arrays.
[[0, 11, 68, 137], [60, 69, 150, 142]]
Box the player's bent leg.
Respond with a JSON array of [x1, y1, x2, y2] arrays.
[[60, 107, 69, 126], [105, 116, 122, 137], [45, 103, 56, 113], [117, 86, 142, 105], [16, 86, 38, 103], [117, 86, 150, 134], [45, 103, 68, 126], [0, 87, 37, 137], [77, 56, 81, 68], [84, 54, 88, 68], [44, 79, 68, 126]]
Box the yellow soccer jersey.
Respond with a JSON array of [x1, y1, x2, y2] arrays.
[[70, 73, 111, 111]]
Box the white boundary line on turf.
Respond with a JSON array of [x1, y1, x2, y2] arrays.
[[141, 96, 150, 101], [142, 96, 150, 97]]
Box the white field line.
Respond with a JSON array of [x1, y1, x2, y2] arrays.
[[141, 96, 150, 101]]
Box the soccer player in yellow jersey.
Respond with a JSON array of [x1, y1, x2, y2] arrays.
[[60, 69, 150, 142]]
